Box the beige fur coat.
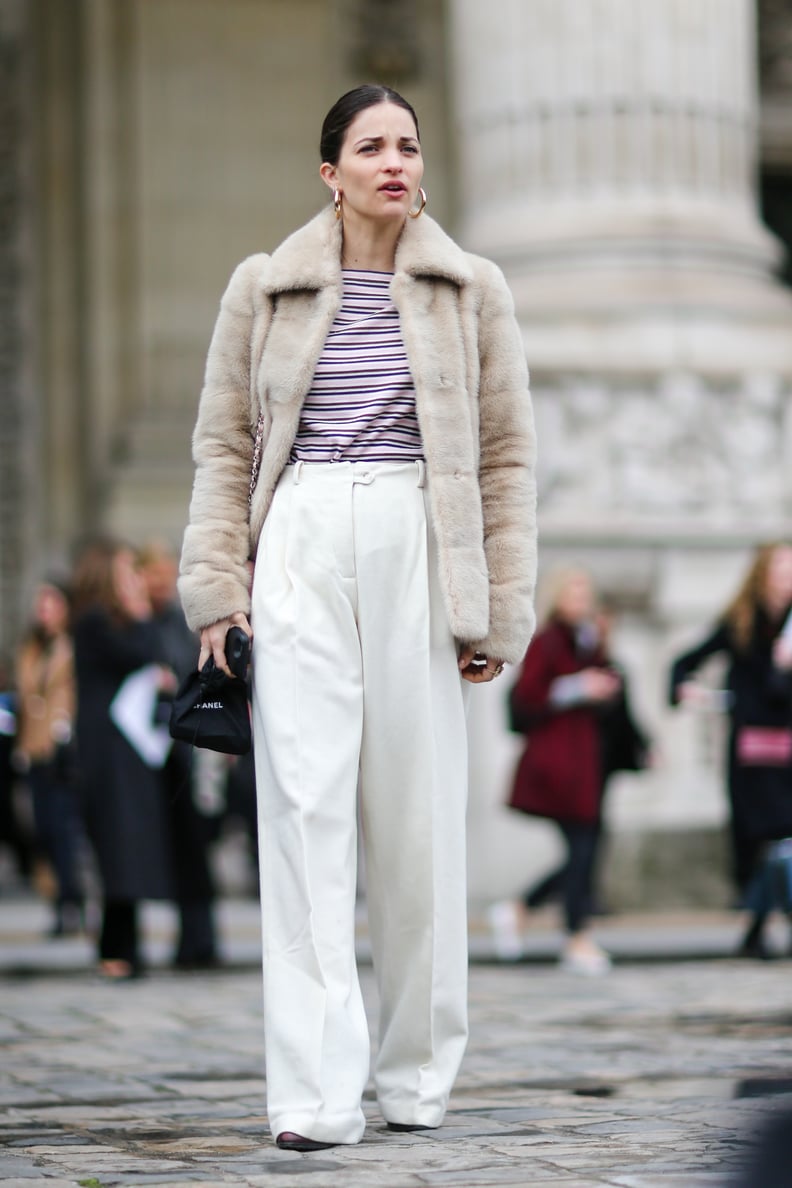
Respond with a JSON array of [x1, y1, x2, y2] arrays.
[[179, 206, 537, 663]]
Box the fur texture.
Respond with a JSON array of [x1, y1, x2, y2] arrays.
[[179, 206, 537, 662]]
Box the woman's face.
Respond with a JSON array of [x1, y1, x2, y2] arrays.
[[112, 549, 146, 605], [34, 585, 69, 636], [553, 573, 595, 626], [320, 101, 423, 225], [764, 545, 792, 613]]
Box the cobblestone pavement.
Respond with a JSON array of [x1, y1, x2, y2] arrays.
[[2, 954, 792, 1187]]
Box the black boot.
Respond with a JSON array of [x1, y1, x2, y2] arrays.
[[738, 915, 772, 960]]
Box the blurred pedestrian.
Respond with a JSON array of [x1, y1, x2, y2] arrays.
[[670, 541, 792, 959], [0, 655, 34, 887], [72, 538, 176, 978], [178, 84, 537, 1149], [138, 540, 219, 968], [495, 568, 633, 975], [15, 578, 85, 935], [729, 1107, 792, 1187], [224, 749, 259, 889]]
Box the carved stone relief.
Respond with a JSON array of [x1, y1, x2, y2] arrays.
[[534, 371, 792, 523]]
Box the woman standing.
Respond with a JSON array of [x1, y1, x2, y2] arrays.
[[72, 539, 175, 979], [179, 85, 537, 1149], [670, 542, 792, 958], [502, 569, 623, 974], [15, 578, 84, 936]]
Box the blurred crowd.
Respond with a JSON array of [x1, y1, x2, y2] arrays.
[[0, 538, 259, 979], [491, 542, 792, 972], [3, 539, 792, 978]]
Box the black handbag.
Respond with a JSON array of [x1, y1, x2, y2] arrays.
[[168, 628, 252, 755]]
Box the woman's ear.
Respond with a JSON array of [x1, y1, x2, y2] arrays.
[[319, 162, 337, 191]]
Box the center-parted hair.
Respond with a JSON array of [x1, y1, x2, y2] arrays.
[[319, 84, 420, 166]]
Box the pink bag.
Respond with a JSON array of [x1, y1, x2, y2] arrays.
[[736, 727, 792, 767]]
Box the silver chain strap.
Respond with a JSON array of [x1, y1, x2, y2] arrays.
[[248, 411, 265, 508]]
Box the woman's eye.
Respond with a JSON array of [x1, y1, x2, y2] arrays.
[[403, 144, 419, 154], [359, 144, 377, 153]]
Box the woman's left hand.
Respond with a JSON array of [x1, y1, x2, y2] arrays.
[[458, 647, 505, 683]]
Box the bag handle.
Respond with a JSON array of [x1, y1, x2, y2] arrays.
[[249, 411, 265, 508]]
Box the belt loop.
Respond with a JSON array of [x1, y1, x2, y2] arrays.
[[293, 460, 303, 485], [416, 459, 426, 488]]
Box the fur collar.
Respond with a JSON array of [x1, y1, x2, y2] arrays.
[[261, 205, 474, 295]]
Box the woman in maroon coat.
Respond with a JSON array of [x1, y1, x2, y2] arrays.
[[497, 569, 622, 973]]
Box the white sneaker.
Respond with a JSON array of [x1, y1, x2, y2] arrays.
[[488, 900, 525, 961], [560, 939, 611, 976]]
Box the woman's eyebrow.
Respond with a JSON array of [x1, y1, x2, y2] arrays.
[[352, 134, 418, 146]]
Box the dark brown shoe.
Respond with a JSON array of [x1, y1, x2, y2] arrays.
[[276, 1131, 337, 1152]]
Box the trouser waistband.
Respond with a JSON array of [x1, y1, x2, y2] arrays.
[[286, 460, 426, 488]]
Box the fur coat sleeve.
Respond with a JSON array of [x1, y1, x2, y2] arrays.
[[469, 259, 537, 661], [178, 255, 270, 631]]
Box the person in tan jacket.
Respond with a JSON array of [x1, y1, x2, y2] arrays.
[[179, 84, 537, 1151], [15, 577, 85, 935]]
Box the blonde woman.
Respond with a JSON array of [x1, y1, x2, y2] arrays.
[[501, 569, 623, 974], [670, 543, 792, 958]]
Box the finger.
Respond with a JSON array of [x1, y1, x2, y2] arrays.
[[461, 668, 491, 684], [230, 611, 253, 640], [213, 645, 232, 676], [204, 627, 230, 675]]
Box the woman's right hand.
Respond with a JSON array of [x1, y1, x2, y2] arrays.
[[579, 667, 621, 703], [677, 679, 713, 707], [773, 638, 792, 670], [199, 612, 252, 676]]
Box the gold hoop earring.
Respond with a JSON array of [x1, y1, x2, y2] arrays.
[[408, 187, 427, 219], [333, 188, 342, 219]]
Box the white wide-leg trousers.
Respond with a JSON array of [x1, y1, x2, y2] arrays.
[[250, 461, 469, 1144]]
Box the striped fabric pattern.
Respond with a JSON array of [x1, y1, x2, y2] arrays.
[[289, 269, 425, 463]]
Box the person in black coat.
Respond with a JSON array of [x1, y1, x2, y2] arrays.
[[72, 538, 177, 978], [139, 541, 219, 968], [0, 659, 33, 886], [669, 542, 792, 958]]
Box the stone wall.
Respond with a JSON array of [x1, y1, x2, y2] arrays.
[[0, 0, 35, 658]]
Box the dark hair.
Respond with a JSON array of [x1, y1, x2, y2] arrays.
[[319, 84, 420, 165]]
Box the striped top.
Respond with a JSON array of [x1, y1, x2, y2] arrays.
[[289, 269, 424, 464]]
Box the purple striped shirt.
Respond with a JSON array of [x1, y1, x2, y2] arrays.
[[289, 270, 425, 464]]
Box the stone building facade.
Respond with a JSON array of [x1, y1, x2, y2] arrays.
[[3, 0, 792, 905]]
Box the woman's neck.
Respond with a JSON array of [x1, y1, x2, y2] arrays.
[[340, 214, 405, 272]]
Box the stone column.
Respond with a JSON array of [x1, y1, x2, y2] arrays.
[[449, 0, 790, 333], [447, 0, 792, 907]]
